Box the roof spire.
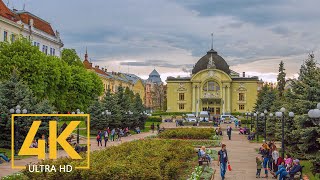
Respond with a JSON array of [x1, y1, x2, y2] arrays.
[[211, 33, 213, 50], [84, 47, 88, 61]]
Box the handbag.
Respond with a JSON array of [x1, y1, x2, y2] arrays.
[[227, 162, 232, 171]]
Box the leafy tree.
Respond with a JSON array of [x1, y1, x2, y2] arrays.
[[61, 49, 84, 67], [277, 61, 286, 97]]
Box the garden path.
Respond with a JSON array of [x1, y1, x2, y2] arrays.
[[213, 123, 261, 180]]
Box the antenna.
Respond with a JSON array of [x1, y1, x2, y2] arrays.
[[23, 3, 25, 10], [211, 33, 213, 50], [6, 0, 9, 7]]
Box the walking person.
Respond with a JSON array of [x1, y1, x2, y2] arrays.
[[151, 123, 155, 133], [103, 129, 109, 147], [110, 128, 115, 141], [96, 130, 102, 146], [272, 146, 279, 172], [217, 144, 229, 180], [226, 125, 232, 140]]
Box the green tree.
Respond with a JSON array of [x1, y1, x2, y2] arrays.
[[286, 54, 320, 175], [0, 71, 54, 148], [61, 49, 84, 67], [277, 61, 286, 98]]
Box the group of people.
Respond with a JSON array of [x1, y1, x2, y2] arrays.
[[96, 127, 131, 147], [150, 123, 161, 133], [256, 141, 302, 179]]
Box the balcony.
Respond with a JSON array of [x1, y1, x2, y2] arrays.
[[202, 92, 221, 99], [237, 100, 246, 104]]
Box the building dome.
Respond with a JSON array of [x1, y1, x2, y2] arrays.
[[147, 69, 162, 84], [192, 49, 230, 74]]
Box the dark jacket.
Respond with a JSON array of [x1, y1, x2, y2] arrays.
[[289, 164, 302, 175]]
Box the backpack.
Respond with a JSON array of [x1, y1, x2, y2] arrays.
[[96, 134, 100, 140], [104, 131, 108, 138]]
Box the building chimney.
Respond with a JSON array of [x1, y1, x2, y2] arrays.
[[29, 19, 34, 27], [102, 67, 104, 71], [242, 72, 245, 77], [95, 65, 99, 69], [104, 69, 108, 73]]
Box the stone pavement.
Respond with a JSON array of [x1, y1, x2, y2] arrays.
[[0, 131, 154, 178], [213, 124, 261, 180]]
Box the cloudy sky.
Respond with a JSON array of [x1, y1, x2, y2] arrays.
[[9, 0, 320, 82]]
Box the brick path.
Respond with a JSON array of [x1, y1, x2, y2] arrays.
[[0, 131, 154, 178], [213, 124, 261, 180]]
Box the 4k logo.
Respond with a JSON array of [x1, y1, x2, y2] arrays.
[[11, 114, 90, 169]]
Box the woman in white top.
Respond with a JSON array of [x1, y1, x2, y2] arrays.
[[272, 146, 279, 172]]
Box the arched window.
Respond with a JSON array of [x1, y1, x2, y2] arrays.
[[203, 81, 220, 91]]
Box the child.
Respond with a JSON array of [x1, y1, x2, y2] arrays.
[[256, 156, 262, 178], [284, 154, 293, 171]]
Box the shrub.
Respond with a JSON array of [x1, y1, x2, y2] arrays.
[[147, 116, 162, 122], [152, 112, 192, 116], [183, 122, 213, 126], [158, 128, 215, 139], [22, 139, 194, 180]]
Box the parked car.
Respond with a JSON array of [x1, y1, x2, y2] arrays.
[[186, 114, 197, 122], [220, 115, 236, 123], [199, 111, 209, 122]]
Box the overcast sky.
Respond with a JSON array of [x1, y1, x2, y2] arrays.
[[9, 0, 320, 82]]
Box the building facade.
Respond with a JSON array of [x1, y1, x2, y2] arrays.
[[82, 51, 145, 102], [0, 0, 63, 56], [166, 48, 263, 116]]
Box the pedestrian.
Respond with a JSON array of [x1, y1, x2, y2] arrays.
[[103, 128, 109, 147], [96, 130, 102, 146], [234, 118, 239, 128], [226, 125, 232, 140], [156, 123, 160, 131], [110, 128, 115, 141], [256, 156, 263, 178], [151, 123, 155, 133], [261, 143, 271, 178], [217, 144, 229, 180], [272, 146, 279, 172]]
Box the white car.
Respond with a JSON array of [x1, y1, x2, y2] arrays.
[[199, 111, 209, 122], [186, 114, 197, 122], [220, 115, 236, 123]]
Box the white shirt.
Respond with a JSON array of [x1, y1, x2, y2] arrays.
[[272, 150, 279, 163]]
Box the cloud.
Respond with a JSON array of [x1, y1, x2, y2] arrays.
[[8, 0, 320, 82]]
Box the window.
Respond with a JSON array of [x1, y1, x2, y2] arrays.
[[42, 45, 48, 55], [37, 42, 40, 48], [179, 93, 185, 101], [239, 104, 245, 110], [50, 48, 53, 55], [52, 48, 55, 56], [239, 93, 245, 101], [203, 81, 220, 91], [34, 42, 37, 46], [11, 34, 15, 42], [4, 31, 8, 41], [179, 103, 185, 110]]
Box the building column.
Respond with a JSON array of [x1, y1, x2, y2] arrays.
[[192, 84, 196, 113], [222, 86, 226, 115], [196, 85, 200, 117], [227, 84, 231, 114]]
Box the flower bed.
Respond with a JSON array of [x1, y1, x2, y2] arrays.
[[22, 139, 195, 180], [158, 128, 215, 139], [185, 140, 221, 148]]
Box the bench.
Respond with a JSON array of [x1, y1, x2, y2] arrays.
[[284, 165, 304, 180], [197, 150, 209, 166]]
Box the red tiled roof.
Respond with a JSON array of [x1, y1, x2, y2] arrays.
[[83, 52, 109, 76], [0, 0, 19, 22], [18, 13, 55, 36]]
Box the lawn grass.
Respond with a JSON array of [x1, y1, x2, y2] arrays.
[[300, 160, 318, 180], [58, 120, 87, 129], [0, 148, 31, 160], [144, 121, 162, 132]]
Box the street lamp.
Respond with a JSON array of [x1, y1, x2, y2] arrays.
[[10, 105, 27, 156], [254, 112, 259, 141], [264, 109, 268, 141], [245, 112, 251, 129], [308, 103, 320, 126], [275, 107, 294, 158]]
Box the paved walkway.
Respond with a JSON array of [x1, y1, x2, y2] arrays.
[[213, 124, 261, 180], [0, 131, 154, 178]]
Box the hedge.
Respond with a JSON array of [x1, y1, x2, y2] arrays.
[[152, 112, 192, 116], [146, 116, 162, 122], [158, 128, 215, 139], [22, 139, 195, 180], [183, 122, 213, 126]]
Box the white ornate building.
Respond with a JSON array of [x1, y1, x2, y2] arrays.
[[0, 0, 63, 56]]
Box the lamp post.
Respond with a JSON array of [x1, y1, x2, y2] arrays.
[[254, 112, 258, 141], [308, 103, 320, 126], [75, 109, 85, 144], [264, 109, 268, 141], [10, 105, 28, 156], [245, 112, 249, 128], [275, 107, 294, 158], [101, 109, 112, 128]]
